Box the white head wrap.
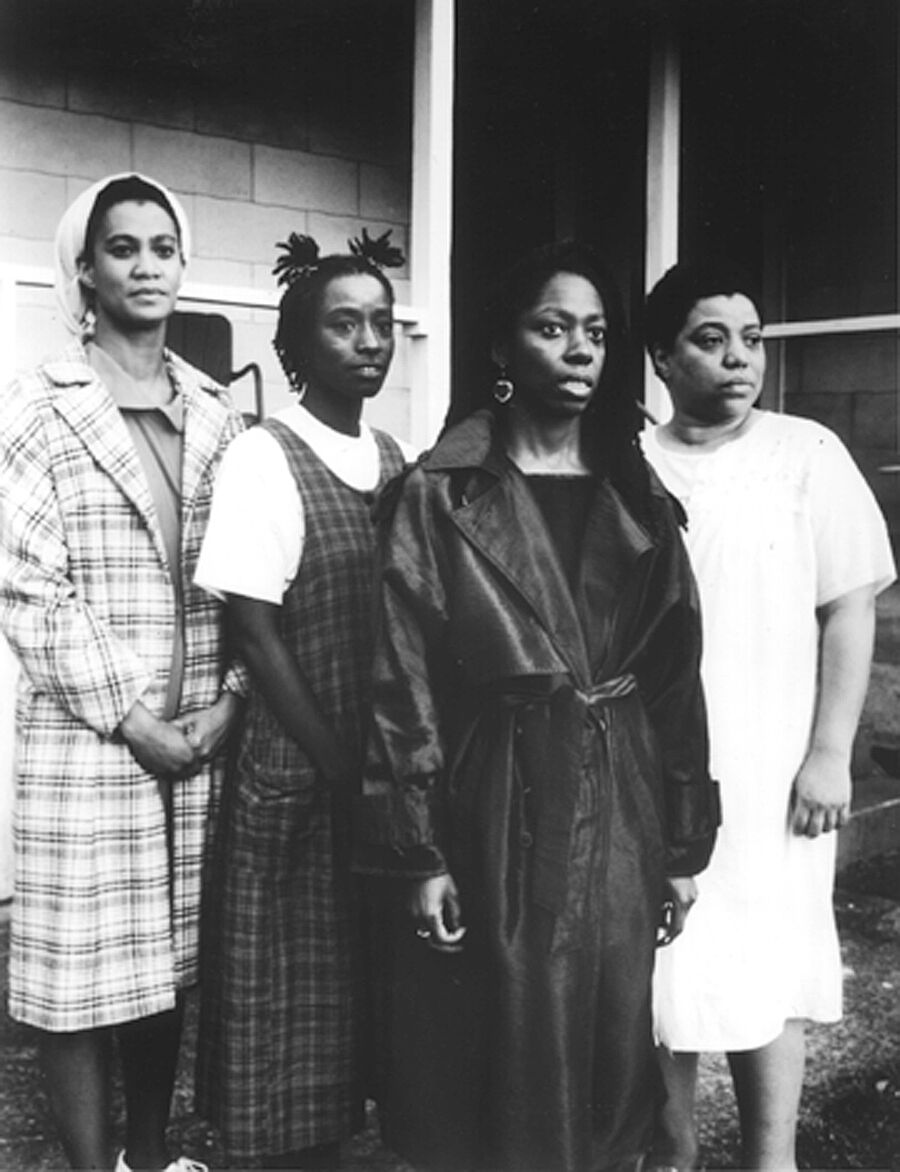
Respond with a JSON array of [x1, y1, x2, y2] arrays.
[[53, 172, 191, 335]]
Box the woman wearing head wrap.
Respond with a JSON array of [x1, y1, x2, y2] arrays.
[[0, 173, 245, 1171]]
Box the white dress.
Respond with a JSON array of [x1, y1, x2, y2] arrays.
[[643, 411, 895, 1052]]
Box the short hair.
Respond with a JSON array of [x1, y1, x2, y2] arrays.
[[273, 255, 395, 388], [81, 176, 182, 264], [644, 261, 762, 356]]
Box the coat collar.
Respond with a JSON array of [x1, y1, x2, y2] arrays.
[[423, 409, 658, 683], [44, 341, 227, 568]]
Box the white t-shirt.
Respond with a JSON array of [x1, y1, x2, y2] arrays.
[[196, 403, 414, 604]]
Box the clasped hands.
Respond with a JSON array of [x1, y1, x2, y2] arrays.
[[118, 692, 241, 779]]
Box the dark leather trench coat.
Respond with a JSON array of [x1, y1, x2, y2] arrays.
[[359, 410, 718, 1172]]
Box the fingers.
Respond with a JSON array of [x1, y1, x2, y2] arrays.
[[657, 879, 697, 947], [411, 877, 467, 954], [790, 799, 851, 838]]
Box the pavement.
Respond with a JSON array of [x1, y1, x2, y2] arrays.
[[1, 590, 899, 1171]]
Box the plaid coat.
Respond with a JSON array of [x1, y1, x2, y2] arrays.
[[0, 341, 244, 1031]]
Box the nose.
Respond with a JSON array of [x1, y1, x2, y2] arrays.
[[357, 320, 382, 352], [134, 245, 161, 276], [723, 336, 751, 366], [565, 326, 593, 364]]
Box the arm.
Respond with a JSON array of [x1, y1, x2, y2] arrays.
[[358, 470, 455, 897], [637, 494, 719, 879], [227, 594, 354, 784], [790, 583, 876, 837], [0, 388, 153, 736]]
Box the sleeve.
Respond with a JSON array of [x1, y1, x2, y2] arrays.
[[639, 490, 720, 877], [0, 385, 152, 736], [195, 426, 304, 605], [355, 468, 452, 878], [809, 428, 896, 605]]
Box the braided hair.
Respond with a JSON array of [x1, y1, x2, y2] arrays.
[[272, 230, 402, 391]]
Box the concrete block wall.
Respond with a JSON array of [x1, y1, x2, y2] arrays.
[[0, 33, 413, 436]]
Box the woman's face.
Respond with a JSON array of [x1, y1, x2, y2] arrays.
[[78, 199, 184, 332], [501, 272, 607, 420], [305, 273, 395, 403], [653, 293, 765, 426]]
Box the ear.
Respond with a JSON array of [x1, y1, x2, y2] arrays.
[[650, 346, 670, 382], [490, 340, 509, 369], [77, 258, 96, 290]]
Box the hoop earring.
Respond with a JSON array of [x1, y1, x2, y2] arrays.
[[493, 368, 514, 404]]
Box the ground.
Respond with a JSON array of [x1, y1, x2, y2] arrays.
[[0, 854, 898, 1171]]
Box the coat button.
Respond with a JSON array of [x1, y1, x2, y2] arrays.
[[520, 831, 533, 848]]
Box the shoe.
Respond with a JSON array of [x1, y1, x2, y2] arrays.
[[114, 1152, 208, 1172]]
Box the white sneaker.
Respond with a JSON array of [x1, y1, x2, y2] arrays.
[[114, 1152, 208, 1172]]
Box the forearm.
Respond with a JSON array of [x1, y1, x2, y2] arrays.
[[233, 616, 344, 777], [809, 585, 876, 762]]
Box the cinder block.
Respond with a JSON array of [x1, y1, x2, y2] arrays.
[[360, 163, 409, 222], [0, 169, 67, 240], [0, 50, 65, 107], [0, 233, 55, 267], [0, 103, 129, 176], [194, 196, 308, 265], [134, 125, 251, 200], [69, 70, 194, 131], [307, 212, 409, 277], [182, 256, 255, 292], [254, 145, 358, 216], [196, 86, 310, 152]]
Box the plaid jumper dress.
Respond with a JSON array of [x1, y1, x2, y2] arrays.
[[196, 419, 405, 1162]]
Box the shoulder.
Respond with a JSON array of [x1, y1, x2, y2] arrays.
[[756, 410, 843, 454], [0, 345, 92, 434]]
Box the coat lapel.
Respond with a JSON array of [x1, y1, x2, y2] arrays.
[[169, 352, 226, 520], [450, 463, 591, 684], [46, 348, 165, 560]]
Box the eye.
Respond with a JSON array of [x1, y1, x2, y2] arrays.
[[587, 325, 607, 345], [154, 242, 177, 260], [538, 321, 565, 339], [744, 332, 763, 349], [375, 319, 395, 340], [696, 331, 724, 350], [108, 243, 134, 259], [328, 318, 356, 336]]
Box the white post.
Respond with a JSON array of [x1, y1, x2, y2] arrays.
[[644, 23, 681, 425], [409, 0, 455, 449]]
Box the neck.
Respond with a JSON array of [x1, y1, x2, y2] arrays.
[[92, 320, 168, 384], [503, 406, 588, 474], [302, 383, 362, 437], [663, 406, 759, 451]]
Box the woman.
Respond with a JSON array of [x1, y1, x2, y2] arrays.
[[357, 241, 720, 1172], [642, 261, 895, 1171], [0, 174, 245, 1171], [194, 232, 409, 1169]]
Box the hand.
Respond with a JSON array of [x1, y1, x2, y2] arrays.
[[174, 692, 243, 764], [790, 746, 852, 837], [119, 700, 197, 778], [657, 875, 697, 946], [409, 873, 467, 954]]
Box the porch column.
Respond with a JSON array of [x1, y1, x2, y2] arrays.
[[644, 22, 681, 424], [408, 0, 455, 448]]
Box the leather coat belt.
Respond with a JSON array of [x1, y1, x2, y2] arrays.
[[485, 672, 640, 921]]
